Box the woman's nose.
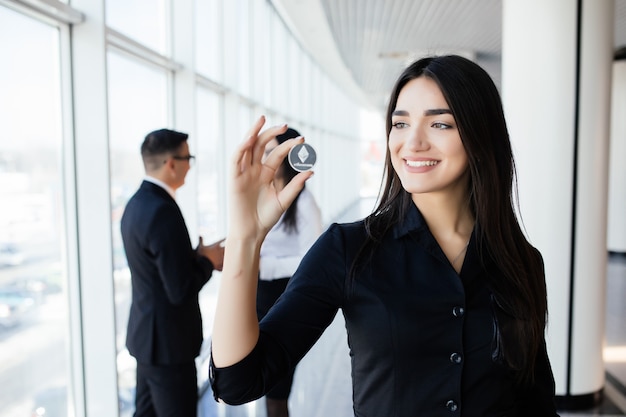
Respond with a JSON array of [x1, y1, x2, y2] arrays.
[[406, 126, 429, 151]]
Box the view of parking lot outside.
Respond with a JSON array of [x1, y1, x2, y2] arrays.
[[0, 7, 71, 417]]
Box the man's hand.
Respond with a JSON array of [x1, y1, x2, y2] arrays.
[[198, 237, 225, 271]]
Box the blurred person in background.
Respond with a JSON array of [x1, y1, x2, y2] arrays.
[[121, 128, 224, 417], [256, 127, 323, 417]]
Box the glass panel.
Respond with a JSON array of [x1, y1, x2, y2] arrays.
[[195, 0, 223, 81], [236, 0, 250, 96], [272, 19, 288, 112], [301, 54, 312, 119], [106, 0, 168, 55], [195, 89, 223, 244], [0, 6, 72, 417], [251, 0, 270, 102], [221, 0, 238, 89], [286, 36, 301, 118], [107, 51, 169, 416]]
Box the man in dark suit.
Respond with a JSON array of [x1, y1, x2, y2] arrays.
[[121, 128, 224, 417]]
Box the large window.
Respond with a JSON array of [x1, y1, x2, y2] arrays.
[[2, 1, 365, 416], [195, 88, 224, 247], [0, 6, 72, 417], [106, 0, 168, 55], [107, 50, 169, 416], [195, 0, 223, 82]]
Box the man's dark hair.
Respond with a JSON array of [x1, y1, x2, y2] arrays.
[[141, 128, 189, 172]]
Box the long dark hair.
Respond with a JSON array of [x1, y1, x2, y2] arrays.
[[361, 55, 547, 382], [276, 128, 303, 233]]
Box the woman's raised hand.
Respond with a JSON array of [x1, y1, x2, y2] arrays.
[[213, 115, 314, 366], [228, 116, 314, 241]]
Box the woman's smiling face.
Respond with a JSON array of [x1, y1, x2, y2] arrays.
[[388, 76, 469, 198]]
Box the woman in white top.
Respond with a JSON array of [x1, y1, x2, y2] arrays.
[[256, 128, 323, 417]]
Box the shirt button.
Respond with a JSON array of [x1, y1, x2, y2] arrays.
[[450, 352, 462, 364], [452, 306, 465, 317], [446, 400, 458, 411]]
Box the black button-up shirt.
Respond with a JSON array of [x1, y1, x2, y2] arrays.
[[210, 205, 558, 416]]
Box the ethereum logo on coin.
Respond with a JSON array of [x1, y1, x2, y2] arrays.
[[288, 143, 317, 172]]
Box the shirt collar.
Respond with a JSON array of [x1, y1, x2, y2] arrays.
[[144, 176, 176, 200], [392, 201, 482, 279], [392, 202, 428, 239]]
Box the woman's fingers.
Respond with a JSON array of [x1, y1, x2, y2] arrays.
[[264, 137, 314, 209], [262, 136, 303, 172], [231, 116, 267, 175], [244, 115, 267, 150], [253, 123, 288, 163], [231, 116, 289, 175], [227, 117, 315, 236], [279, 170, 314, 207]]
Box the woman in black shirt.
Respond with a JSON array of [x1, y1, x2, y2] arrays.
[[210, 55, 559, 416]]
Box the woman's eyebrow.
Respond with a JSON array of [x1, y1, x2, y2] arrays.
[[424, 108, 452, 116], [392, 108, 452, 117]]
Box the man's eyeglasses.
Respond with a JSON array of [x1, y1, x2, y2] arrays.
[[172, 154, 196, 165]]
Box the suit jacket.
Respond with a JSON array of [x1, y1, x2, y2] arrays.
[[121, 180, 214, 365]]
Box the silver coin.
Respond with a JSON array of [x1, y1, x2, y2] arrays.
[[288, 143, 317, 172]]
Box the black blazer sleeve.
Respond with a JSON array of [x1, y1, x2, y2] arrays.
[[210, 223, 347, 404]]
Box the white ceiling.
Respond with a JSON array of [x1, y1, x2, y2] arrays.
[[273, 0, 626, 112]]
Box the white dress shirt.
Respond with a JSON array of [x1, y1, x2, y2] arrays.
[[144, 175, 176, 200], [259, 188, 322, 280]]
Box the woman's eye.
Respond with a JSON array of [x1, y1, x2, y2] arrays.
[[392, 121, 408, 129], [432, 122, 452, 129]]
